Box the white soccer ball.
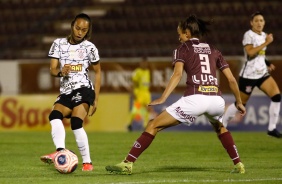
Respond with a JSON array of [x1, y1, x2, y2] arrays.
[[54, 149, 78, 174]]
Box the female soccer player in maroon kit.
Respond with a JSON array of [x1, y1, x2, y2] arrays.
[[106, 15, 246, 174]]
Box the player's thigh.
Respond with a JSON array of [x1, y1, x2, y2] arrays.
[[260, 76, 280, 97], [53, 94, 72, 117], [53, 103, 72, 117], [206, 96, 225, 116], [239, 91, 251, 104], [71, 103, 89, 119], [145, 110, 179, 132]]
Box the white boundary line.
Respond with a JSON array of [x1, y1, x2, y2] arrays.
[[109, 178, 282, 184]]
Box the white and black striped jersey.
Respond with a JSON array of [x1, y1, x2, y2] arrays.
[[240, 30, 268, 79], [48, 38, 100, 94]]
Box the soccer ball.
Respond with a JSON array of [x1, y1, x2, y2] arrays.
[[54, 149, 78, 174]]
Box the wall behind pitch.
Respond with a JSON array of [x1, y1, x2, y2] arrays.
[[0, 61, 19, 95], [0, 94, 130, 132]]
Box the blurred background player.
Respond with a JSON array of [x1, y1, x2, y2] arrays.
[[127, 57, 156, 131], [106, 15, 246, 175], [223, 12, 281, 138], [40, 13, 101, 171]]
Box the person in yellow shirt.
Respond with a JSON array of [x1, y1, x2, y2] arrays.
[[127, 57, 156, 131]]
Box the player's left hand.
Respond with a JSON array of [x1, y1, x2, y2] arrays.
[[88, 102, 97, 116], [268, 64, 275, 73], [236, 103, 246, 116]]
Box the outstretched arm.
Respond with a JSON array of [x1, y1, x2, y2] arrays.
[[149, 62, 183, 106], [222, 68, 246, 116]]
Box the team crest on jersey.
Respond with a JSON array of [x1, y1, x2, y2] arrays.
[[245, 86, 252, 93], [77, 49, 85, 59]]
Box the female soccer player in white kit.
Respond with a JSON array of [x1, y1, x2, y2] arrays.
[[106, 15, 246, 174], [40, 13, 101, 171], [223, 12, 281, 138]]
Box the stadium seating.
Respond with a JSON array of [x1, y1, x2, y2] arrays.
[[0, 0, 281, 59]]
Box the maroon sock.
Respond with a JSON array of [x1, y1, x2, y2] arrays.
[[126, 132, 155, 162], [218, 131, 241, 164]]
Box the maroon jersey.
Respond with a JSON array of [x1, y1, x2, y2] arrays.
[[172, 38, 229, 96]]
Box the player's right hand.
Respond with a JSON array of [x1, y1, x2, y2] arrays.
[[236, 103, 246, 116], [61, 65, 71, 76]]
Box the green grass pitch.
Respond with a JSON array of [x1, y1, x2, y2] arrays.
[[1, 131, 282, 184]]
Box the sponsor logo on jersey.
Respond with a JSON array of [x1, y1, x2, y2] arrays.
[[192, 74, 218, 85], [258, 50, 265, 55], [192, 43, 211, 54], [64, 64, 83, 72], [175, 107, 196, 123], [198, 85, 218, 93]]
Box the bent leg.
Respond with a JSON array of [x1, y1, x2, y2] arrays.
[[210, 120, 242, 165], [126, 110, 180, 162]]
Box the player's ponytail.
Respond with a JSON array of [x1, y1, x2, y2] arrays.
[[179, 15, 210, 38]]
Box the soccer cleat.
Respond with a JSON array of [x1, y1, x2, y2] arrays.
[[82, 163, 93, 171], [267, 129, 281, 138], [105, 160, 133, 175], [231, 162, 245, 174], [40, 151, 58, 164]]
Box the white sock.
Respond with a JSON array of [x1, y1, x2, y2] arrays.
[[268, 101, 280, 131], [50, 119, 65, 149], [73, 128, 91, 163], [222, 103, 238, 127]]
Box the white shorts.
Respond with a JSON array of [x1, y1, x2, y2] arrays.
[[166, 95, 225, 126]]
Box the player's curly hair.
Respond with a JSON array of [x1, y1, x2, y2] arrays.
[[178, 15, 210, 38], [69, 13, 92, 40]]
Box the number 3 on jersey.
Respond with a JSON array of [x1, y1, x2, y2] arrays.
[[199, 54, 210, 74]]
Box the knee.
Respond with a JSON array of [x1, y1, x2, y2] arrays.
[[145, 119, 157, 131], [49, 110, 63, 121], [71, 117, 83, 130], [211, 121, 226, 134], [271, 94, 281, 102]]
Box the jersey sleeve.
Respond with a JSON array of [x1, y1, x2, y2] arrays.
[[216, 50, 229, 71], [172, 44, 186, 66], [48, 39, 60, 58], [242, 31, 253, 46], [88, 44, 100, 64]]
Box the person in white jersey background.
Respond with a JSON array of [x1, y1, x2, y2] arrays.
[[40, 13, 101, 171], [223, 12, 281, 138], [105, 15, 246, 175]]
